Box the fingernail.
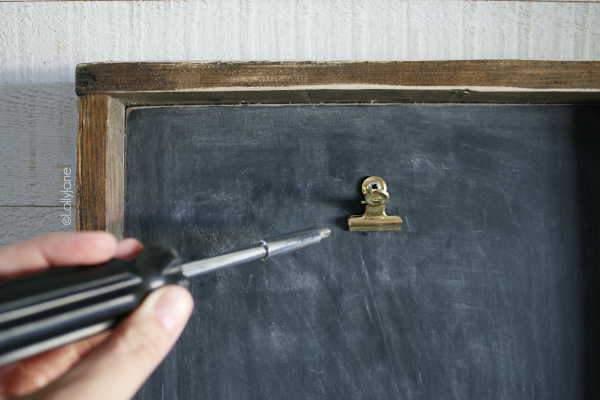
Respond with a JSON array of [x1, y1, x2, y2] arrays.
[[154, 288, 192, 334]]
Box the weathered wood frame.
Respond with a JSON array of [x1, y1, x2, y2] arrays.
[[76, 61, 600, 239]]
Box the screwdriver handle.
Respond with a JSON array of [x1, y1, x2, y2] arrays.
[[0, 245, 187, 366]]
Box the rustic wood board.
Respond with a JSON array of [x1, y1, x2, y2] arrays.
[[124, 104, 600, 399], [0, 83, 77, 246], [76, 61, 600, 106], [77, 61, 600, 93]]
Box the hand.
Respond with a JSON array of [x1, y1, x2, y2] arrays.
[[0, 232, 194, 400]]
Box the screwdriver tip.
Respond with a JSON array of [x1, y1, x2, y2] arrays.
[[318, 228, 331, 239]]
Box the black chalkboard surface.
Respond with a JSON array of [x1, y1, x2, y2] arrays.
[[125, 105, 600, 400]]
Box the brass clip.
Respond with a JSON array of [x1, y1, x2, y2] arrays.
[[348, 177, 402, 232]]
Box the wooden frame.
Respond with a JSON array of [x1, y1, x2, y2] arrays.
[[75, 61, 600, 239]]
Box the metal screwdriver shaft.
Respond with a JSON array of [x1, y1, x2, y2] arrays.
[[182, 228, 331, 278]]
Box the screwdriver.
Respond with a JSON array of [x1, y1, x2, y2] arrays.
[[0, 227, 331, 367]]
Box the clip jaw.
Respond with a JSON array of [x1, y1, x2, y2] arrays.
[[348, 177, 402, 232]]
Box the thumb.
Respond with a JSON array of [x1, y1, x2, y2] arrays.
[[27, 285, 194, 400]]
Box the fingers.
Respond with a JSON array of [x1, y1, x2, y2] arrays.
[[0, 232, 144, 398], [0, 332, 110, 398], [114, 238, 144, 259], [0, 232, 117, 278], [27, 286, 194, 400]]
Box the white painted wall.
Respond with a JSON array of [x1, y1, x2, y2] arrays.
[[1, 1, 599, 245]]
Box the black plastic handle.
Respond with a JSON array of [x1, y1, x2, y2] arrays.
[[0, 245, 188, 366]]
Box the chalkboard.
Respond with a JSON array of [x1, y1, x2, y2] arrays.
[[124, 104, 600, 399]]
